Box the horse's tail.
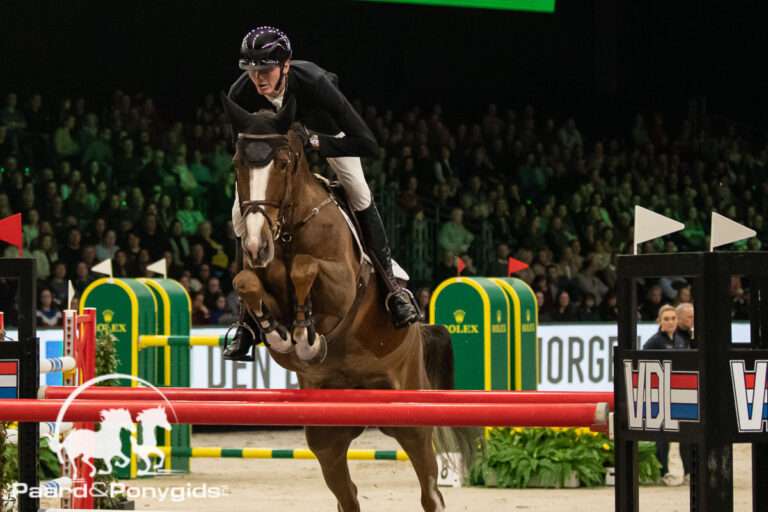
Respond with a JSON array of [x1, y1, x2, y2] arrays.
[[420, 324, 480, 481]]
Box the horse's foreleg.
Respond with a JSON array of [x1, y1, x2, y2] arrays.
[[380, 426, 445, 512], [305, 426, 365, 512], [233, 270, 292, 353], [290, 254, 327, 365]]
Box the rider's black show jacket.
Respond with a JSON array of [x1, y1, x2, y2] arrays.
[[229, 60, 378, 159]]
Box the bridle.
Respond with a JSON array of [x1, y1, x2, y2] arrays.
[[236, 131, 335, 245]]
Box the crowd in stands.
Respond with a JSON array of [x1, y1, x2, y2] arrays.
[[1, 89, 765, 327]]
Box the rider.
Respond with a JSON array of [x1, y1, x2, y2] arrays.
[[223, 26, 419, 361]]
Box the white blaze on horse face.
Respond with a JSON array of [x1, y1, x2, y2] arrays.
[[244, 161, 274, 265]]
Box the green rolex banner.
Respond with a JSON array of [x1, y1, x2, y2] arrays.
[[430, 276, 538, 391]]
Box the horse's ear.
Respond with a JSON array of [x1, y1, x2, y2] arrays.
[[275, 95, 297, 133], [220, 91, 253, 135]]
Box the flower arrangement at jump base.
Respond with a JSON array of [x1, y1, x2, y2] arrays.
[[468, 427, 662, 488]]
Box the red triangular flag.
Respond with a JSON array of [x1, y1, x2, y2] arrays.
[[0, 214, 22, 257], [508, 257, 528, 276], [457, 257, 466, 276]]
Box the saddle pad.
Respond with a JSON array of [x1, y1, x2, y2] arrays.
[[313, 174, 409, 281]]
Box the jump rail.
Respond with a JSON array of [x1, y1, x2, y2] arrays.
[[40, 387, 615, 410], [0, 399, 610, 427]]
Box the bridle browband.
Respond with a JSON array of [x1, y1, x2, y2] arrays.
[[236, 132, 334, 244]]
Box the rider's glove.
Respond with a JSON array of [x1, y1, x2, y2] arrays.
[[292, 123, 320, 150]]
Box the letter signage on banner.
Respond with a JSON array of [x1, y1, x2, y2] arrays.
[[19, 324, 749, 391]]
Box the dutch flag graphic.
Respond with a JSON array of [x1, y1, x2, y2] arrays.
[[632, 371, 699, 421], [740, 371, 768, 420], [0, 360, 18, 399]]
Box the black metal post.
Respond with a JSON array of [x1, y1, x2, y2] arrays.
[[0, 258, 38, 512]]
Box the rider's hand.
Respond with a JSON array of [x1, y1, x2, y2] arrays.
[[292, 123, 319, 150]]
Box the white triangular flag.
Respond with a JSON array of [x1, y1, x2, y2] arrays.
[[67, 280, 75, 309], [710, 212, 756, 251], [91, 259, 113, 278], [147, 258, 168, 279], [634, 205, 685, 255]]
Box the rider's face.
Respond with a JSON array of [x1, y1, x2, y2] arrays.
[[248, 61, 290, 98]]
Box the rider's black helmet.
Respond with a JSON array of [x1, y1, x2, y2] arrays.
[[239, 27, 292, 70]]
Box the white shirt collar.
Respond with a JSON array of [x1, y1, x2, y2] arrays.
[[267, 87, 286, 111]]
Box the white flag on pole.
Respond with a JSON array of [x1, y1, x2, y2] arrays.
[[67, 280, 75, 309], [633, 205, 685, 254], [91, 259, 113, 278], [147, 259, 168, 279], [710, 212, 756, 251]]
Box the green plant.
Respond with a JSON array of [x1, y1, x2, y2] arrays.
[[94, 329, 119, 385], [637, 441, 663, 484], [469, 427, 663, 489]]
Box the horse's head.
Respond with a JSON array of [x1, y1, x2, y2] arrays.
[[221, 92, 303, 267]]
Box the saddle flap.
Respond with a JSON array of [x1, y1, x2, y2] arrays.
[[313, 174, 370, 266]]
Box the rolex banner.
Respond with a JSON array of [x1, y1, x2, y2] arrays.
[[429, 277, 537, 391]]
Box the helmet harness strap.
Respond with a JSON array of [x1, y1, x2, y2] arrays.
[[275, 61, 287, 92]]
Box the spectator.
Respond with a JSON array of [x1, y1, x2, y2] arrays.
[[113, 250, 131, 278], [37, 288, 63, 328], [184, 243, 207, 279], [53, 115, 80, 160], [72, 261, 94, 296], [550, 290, 578, 322], [191, 292, 210, 325], [96, 229, 120, 261], [176, 195, 205, 235], [675, 302, 694, 344], [31, 233, 58, 281], [558, 118, 582, 149], [578, 293, 601, 321], [643, 304, 688, 486], [47, 262, 69, 307], [209, 294, 236, 325], [639, 284, 665, 321], [191, 220, 227, 270], [572, 260, 609, 305], [169, 219, 191, 268], [0, 93, 27, 149], [438, 208, 474, 255], [139, 213, 170, 260], [57, 227, 82, 275]]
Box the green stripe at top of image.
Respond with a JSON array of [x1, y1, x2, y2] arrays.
[[358, 0, 555, 12]]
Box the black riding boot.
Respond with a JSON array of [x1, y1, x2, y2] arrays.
[[222, 306, 259, 361], [223, 236, 257, 361], [356, 203, 420, 329]]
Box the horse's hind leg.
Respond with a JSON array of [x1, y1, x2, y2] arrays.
[[305, 426, 365, 512], [380, 426, 445, 512]]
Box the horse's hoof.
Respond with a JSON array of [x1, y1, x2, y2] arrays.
[[295, 333, 327, 366], [264, 325, 294, 354]]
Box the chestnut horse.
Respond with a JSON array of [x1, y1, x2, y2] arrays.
[[222, 93, 457, 511]]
